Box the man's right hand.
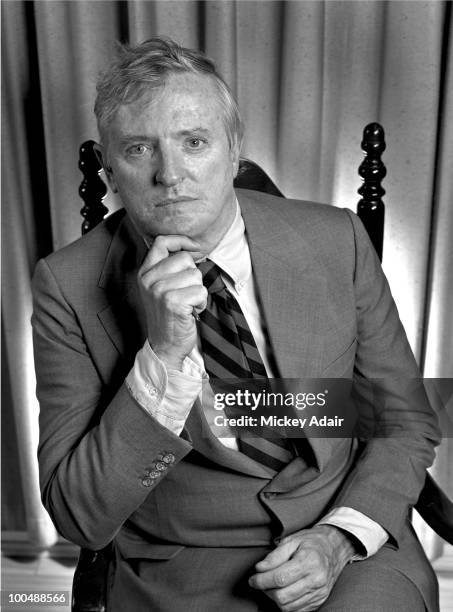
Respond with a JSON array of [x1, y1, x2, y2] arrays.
[[138, 235, 207, 371]]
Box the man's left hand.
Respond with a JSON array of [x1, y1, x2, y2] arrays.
[[248, 525, 357, 611]]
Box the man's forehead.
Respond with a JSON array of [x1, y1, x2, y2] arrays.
[[108, 73, 225, 135]]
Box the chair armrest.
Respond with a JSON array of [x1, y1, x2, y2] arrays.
[[415, 472, 453, 544], [71, 544, 113, 612]]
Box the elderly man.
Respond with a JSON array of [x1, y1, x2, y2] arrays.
[[32, 38, 439, 611]]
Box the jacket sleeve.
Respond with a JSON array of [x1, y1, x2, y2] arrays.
[[32, 258, 193, 550], [331, 209, 441, 544]]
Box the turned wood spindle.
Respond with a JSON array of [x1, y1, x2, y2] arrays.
[[79, 140, 109, 235], [357, 123, 386, 261]]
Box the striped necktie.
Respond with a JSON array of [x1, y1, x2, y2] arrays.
[[197, 259, 294, 473]]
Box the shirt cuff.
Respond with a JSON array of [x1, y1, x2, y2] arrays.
[[125, 340, 204, 436], [316, 507, 388, 560]]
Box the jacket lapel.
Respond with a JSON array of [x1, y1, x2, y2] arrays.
[[97, 215, 148, 367], [239, 192, 337, 471], [238, 191, 326, 379], [184, 398, 275, 479]]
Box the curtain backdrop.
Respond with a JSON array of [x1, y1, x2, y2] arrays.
[[2, 0, 451, 557]]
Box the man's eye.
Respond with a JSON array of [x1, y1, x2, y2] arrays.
[[186, 138, 206, 149], [127, 144, 148, 156]]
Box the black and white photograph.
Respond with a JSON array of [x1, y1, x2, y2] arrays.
[[2, 1, 452, 611]]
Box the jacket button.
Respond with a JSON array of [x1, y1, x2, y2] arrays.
[[264, 492, 276, 500], [142, 478, 153, 487], [155, 462, 166, 471], [149, 470, 160, 479], [162, 453, 175, 464]]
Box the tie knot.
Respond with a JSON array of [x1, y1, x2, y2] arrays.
[[197, 260, 225, 294]]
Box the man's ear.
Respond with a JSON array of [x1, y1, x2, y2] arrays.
[[231, 140, 241, 179], [93, 142, 118, 193]]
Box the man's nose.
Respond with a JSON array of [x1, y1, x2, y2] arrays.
[[154, 147, 183, 187]]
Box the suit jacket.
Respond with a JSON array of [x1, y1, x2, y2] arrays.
[[32, 189, 440, 611]]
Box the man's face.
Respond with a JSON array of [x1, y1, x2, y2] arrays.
[[100, 72, 240, 250]]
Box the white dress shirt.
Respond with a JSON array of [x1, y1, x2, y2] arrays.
[[126, 201, 387, 559]]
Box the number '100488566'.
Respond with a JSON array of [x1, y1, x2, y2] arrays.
[[3, 591, 68, 605]]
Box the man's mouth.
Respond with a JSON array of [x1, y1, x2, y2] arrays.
[[156, 197, 197, 207]]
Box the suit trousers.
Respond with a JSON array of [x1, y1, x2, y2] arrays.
[[318, 559, 433, 611], [109, 538, 438, 611]]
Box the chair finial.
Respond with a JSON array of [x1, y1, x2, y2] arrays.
[[79, 140, 109, 234], [357, 123, 386, 261]]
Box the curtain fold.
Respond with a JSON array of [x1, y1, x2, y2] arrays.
[[379, 1, 446, 358], [415, 6, 453, 559], [1, 0, 451, 557], [1, 1, 57, 547], [33, 0, 122, 248]]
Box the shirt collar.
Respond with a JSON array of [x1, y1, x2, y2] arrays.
[[207, 199, 251, 289]]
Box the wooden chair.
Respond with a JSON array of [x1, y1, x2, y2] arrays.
[[72, 124, 453, 611]]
